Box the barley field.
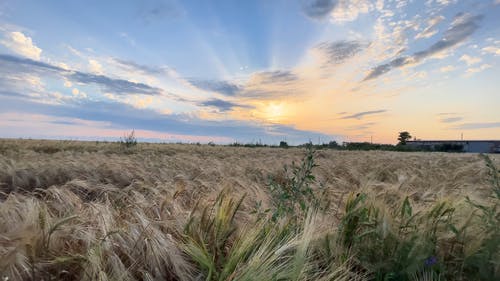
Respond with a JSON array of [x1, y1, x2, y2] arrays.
[[0, 139, 499, 281]]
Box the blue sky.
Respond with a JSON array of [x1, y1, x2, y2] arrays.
[[0, 0, 499, 144]]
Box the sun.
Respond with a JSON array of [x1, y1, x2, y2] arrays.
[[264, 102, 285, 122]]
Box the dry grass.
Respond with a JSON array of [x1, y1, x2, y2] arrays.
[[0, 139, 498, 280]]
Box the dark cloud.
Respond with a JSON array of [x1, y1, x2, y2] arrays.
[[252, 70, 298, 84], [0, 90, 28, 98], [452, 122, 500, 130], [138, 0, 185, 23], [48, 120, 80, 126], [0, 53, 163, 96], [364, 13, 482, 81], [364, 64, 391, 81], [199, 98, 252, 112], [346, 122, 377, 131], [340, 110, 387, 120], [413, 14, 483, 60], [0, 54, 67, 74], [70, 72, 162, 96], [112, 58, 168, 75], [441, 117, 463, 123], [316, 40, 370, 65], [437, 113, 464, 124], [189, 79, 242, 96], [0, 55, 67, 95], [364, 56, 412, 80], [301, 0, 338, 19], [190, 71, 297, 98], [0, 94, 332, 144], [239, 88, 300, 99], [437, 112, 459, 116]]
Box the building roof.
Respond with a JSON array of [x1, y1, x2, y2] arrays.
[[407, 140, 500, 143]]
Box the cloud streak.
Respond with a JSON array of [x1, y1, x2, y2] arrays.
[[301, 0, 338, 19], [70, 72, 162, 96], [340, 110, 387, 120], [189, 79, 242, 96], [111, 58, 169, 75], [345, 122, 376, 130], [316, 40, 370, 65], [0, 53, 163, 96], [249, 70, 298, 84], [0, 53, 65, 73], [452, 122, 500, 130], [415, 15, 445, 39], [199, 98, 252, 112], [441, 117, 463, 123], [364, 13, 483, 80]]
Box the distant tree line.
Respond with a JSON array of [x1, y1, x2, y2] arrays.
[[120, 129, 465, 153], [228, 131, 465, 153]]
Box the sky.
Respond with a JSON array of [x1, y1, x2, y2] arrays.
[[0, 0, 499, 144]]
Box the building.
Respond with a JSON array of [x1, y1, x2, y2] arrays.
[[407, 140, 500, 153]]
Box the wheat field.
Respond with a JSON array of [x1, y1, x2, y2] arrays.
[[0, 139, 499, 281]]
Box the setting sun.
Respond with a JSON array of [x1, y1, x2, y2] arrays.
[[264, 102, 286, 122]]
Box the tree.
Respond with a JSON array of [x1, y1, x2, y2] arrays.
[[328, 141, 339, 148], [397, 131, 412, 145], [279, 141, 289, 148]]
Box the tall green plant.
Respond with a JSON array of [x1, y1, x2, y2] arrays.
[[267, 147, 327, 221], [182, 191, 359, 281], [183, 191, 245, 280], [337, 192, 459, 280], [460, 154, 500, 280]]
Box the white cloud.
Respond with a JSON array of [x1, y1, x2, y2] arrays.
[[466, 64, 492, 74], [331, 0, 376, 23], [426, 0, 457, 7], [440, 65, 455, 72], [104, 93, 119, 101], [0, 31, 42, 60], [64, 80, 72, 88], [415, 15, 445, 39], [437, 0, 455, 5], [482, 46, 500, 56], [368, 17, 410, 62], [88, 59, 104, 74], [415, 29, 438, 40], [71, 88, 87, 99], [66, 45, 83, 57], [413, 71, 428, 79], [134, 96, 153, 108], [56, 62, 70, 70], [25, 74, 44, 91], [395, 0, 409, 9], [459, 54, 481, 66]]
